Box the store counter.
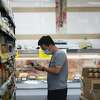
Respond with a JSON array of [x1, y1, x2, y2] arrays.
[[16, 80, 81, 100]]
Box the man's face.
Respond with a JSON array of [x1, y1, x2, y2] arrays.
[[40, 44, 48, 51], [40, 44, 52, 54]]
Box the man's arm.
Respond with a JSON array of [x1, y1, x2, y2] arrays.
[[43, 66, 63, 74], [34, 65, 63, 74], [35, 51, 66, 74]]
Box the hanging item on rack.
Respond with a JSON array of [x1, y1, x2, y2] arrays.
[[62, 0, 67, 23], [56, 0, 62, 30], [55, 0, 67, 31]]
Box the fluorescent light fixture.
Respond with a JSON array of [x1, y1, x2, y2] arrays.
[[88, 2, 100, 5], [13, 0, 49, 1]]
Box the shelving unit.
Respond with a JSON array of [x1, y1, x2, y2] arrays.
[[0, 0, 16, 100], [0, 0, 15, 27]]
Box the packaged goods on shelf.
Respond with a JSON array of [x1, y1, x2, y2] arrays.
[[0, 0, 16, 99]]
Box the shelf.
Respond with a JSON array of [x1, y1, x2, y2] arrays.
[[0, 72, 15, 96], [0, 0, 15, 28], [0, 25, 15, 40], [8, 53, 15, 59], [67, 49, 100, 53], [0, 80, 10, 96], [0, 53, 15, 64], [0, 1, 15, 99]]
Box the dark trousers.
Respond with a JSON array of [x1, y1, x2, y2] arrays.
[[47, 88, 67, 100]]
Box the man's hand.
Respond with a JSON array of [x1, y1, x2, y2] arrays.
[[34, 66, 44, 71], [26, 60, 34, 66]]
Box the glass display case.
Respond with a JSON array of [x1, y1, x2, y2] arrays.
[[16, 58, 49, 82], [15, 49, 100, 82]]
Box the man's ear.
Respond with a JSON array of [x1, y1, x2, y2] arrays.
[[48, 44, 52, 48]]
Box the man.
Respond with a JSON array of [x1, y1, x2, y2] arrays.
[[35, 35, 68, 100]]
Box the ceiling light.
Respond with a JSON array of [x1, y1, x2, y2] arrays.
[[88, 2, 100, 5], [12, 0, 49, 1]]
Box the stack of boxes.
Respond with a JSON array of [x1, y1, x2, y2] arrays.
[[81, 67, 100, 100]]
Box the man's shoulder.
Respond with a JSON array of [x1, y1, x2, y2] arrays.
[[56, 50, 66, 55], [54, 50, 66, 58]]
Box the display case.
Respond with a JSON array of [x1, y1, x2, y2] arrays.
[[15, 49, 100, 82], [16, 58, 49, 81]]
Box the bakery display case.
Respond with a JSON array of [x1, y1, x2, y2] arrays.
[[15, 49, 100, 100]]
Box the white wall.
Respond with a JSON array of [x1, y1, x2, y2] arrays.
[[14, 12, 100, 49], [14, 12, 56, 34], [14, 12, 100, 34], [67, 12, 100, 34], [16, 40, 38, 50]]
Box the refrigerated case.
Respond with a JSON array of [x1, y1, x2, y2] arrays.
[[15, 49, 100, 81], [15, 49, 100, 100], [16, 57, 49, 81], [15, 57, 49, 100]]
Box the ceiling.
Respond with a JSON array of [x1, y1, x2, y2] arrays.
[[68, 0, 100, 7]]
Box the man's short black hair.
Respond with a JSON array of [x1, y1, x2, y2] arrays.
[[38, 35, 55, 46]]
